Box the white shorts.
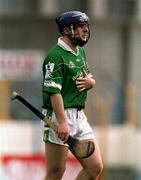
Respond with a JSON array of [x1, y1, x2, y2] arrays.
[[42, 108, 95, 146]]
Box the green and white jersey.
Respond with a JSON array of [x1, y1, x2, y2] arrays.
[[42, 38, 93, 109]]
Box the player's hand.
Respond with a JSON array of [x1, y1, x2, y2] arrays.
[[57, 122, 70, 142], [76, 69, 96, 92]]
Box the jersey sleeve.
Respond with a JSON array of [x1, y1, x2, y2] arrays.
[[42, 53, 63, 94]]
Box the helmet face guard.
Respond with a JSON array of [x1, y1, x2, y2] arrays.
[[56, 11, 90, 46], [69, 23, 90, 47]]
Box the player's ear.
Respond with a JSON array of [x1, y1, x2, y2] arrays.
[[63, 27, 71, 35]]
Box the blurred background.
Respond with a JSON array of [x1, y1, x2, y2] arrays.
[[0, 0, 141, 179]]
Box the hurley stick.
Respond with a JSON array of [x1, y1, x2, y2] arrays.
[[11, 91, 95, 159]]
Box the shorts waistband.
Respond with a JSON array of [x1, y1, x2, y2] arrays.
[[77, 107, 83, 111], [65, 107, 83, 111]]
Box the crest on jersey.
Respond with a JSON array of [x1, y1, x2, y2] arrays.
[[69, 61, 75, 68]]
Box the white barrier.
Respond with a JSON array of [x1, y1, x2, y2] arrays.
[[0, 121, 141, 179]]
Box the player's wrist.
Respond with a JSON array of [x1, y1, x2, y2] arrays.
[[58, 119, 68, 125]]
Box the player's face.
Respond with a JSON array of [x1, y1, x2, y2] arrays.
[[63, 22, 90, 46], [74, 22, 90, 42]]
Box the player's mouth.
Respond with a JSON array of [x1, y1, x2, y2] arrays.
[[82, 34, 89, 41]]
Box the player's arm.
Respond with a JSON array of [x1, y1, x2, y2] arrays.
[[43, 54, 70, 141], [50, 93, 70, 142]]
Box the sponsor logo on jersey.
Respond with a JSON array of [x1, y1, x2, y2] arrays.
[[45, 62, 55, 79], [72, 71, 83, 81]]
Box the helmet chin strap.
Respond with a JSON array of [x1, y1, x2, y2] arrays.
[[68, 25, 90, 47]]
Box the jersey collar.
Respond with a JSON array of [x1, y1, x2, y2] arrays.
[[57, 37, 79, 56]]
